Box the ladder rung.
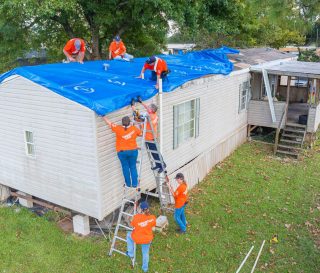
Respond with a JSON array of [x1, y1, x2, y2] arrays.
[[123, 199, 135, 204], [115, 235, 127, 242], [121, 211, 134, 217], [119, 224, 133, 230], [111, 248, 127, 256], [151, 159, 163, 163], [146, 150, 161, 155]]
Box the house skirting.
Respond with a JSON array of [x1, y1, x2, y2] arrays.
[[172, 125, 248, 189]]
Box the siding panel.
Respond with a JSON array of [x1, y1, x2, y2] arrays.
[[248, 100, 286, 128], [0, 76, 100, 218]]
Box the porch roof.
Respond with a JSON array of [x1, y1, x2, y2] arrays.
[[251, 61, 320, 79]]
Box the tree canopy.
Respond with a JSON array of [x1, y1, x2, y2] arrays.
[[0, 0, 319, 72]]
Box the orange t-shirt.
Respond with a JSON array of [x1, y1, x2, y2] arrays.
[[145, 113, 158, 141], [144, 58, 168, 76], [64, 38, 86, 55], [131, 214, 156, 244], [111, 124, 141, 152], [109, 41, 126, 58], [174, 183, 188, 209]]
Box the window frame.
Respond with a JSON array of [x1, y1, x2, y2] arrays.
[[173, 98, 200, 149], [24, 130, 36, 158], [239, 80, 251, 112]]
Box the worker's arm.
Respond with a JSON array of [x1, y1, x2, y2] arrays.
[[109, 50, 112, 60], [139, 67, 146, 78], [137, 96, 148, 110], [166, 176, 175, 196], [63, 49, 75, 62], [78, 51, 84, 64], [102, 116, 112, 127]]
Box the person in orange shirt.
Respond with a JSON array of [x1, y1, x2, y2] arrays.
[[131, 97, 166, 173], [126, 201, 156, 272], [103, 115, 141, 187], [139, 56, 169, 89], [167, 173, 188, 233], [108, 35, 133, 61], [63, 38, 86, 64]]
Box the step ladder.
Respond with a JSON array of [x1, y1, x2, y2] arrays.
[[108, 110, 172, 263]]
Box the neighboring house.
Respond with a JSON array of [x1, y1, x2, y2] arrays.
[[15, 49, 47, 67], [248, 61, 320, 157], [166, 43, 196, 55], [0, 48, 298, 234]]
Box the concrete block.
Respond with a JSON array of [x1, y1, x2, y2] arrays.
[[0, 184, 10, 202], [17, 191, 33, 208], [155, 215, 169, 232], [73, 214, 90, 236]]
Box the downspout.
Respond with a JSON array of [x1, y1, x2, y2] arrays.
[[159, 78, 163, 154]]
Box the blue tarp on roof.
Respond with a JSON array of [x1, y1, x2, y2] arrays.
[[0, 46, 239, 116]]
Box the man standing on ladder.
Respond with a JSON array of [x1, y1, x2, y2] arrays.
[[126, 201, 156, 273], [132, 97, 166, 173], [102, 115, 141, 187]]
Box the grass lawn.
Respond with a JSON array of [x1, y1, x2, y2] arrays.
[[1, 139, 320, 273]]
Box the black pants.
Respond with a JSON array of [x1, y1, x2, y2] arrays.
[[150, 71, 169, 82], [145, 142, 166, 171]]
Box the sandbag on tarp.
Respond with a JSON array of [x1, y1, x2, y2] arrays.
[[0, 47, 239, 116]]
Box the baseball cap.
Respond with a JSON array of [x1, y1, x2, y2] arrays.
[[140, 201, 149, 210], [74, 39, 81, 50], [114, 35, 121, 42], [146, 56, 156, 64]]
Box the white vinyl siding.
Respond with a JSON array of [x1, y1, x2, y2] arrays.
[[24, 130, 35, 157], [173, 98, 200, 149], [239, 81, 250, 112], [0, 76, 101, 219]]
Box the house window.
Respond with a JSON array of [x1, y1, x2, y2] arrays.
[[173, 98, 200, 149], [24, 131, 35, 157], [239, 81, 250, 112]]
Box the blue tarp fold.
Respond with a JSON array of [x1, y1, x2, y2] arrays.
[[0, 47, 239, 115]]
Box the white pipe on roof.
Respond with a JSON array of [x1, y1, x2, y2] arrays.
[[159, 78, 163, 154]]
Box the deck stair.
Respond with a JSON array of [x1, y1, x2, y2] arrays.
[[276, 123, 306, 158]]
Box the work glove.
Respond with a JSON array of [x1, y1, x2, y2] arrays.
[[137, 96, 143, 103]]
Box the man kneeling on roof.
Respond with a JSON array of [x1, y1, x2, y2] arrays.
[[63, 38, 86, 64], [109, 35, 133, 61], [139, 56, 169, 89], [126, 201, 156, 273]]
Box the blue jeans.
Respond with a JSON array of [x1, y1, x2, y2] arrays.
[[114, 53, 134, 61], [174, 204, 187, 232], [117, 149, 138, 187], [127, 232, 151, 272]]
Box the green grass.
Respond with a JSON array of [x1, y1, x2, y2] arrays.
[[1, 139, 320, 273]]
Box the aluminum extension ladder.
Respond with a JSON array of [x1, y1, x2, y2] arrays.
[[108, 112, 171, 264]]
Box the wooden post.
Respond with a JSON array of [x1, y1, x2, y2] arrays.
[[285, 76, 291, 123], [316, 79, 320, 105], [274, 128, 280, 155]]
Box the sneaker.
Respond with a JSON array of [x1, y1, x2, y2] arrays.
[[178, 230, 186, 234], [151, 166, 158, 171]]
